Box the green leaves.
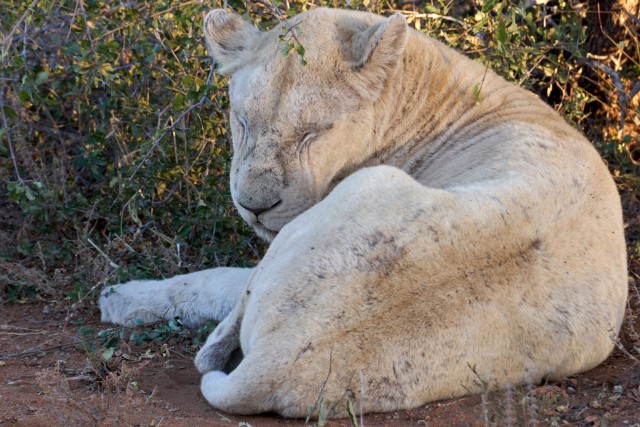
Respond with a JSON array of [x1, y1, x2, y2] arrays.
[[279, 24, 307, 65], [102, 347, 115, 361], [0, 0, 630, 307], [471, 82, 484, 105], [496, 19, 508, 44], [34, 71, 49, 86], [1, 0, 264, 293]]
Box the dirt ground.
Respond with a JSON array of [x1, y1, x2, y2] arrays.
[[1, 300, 639, 427]]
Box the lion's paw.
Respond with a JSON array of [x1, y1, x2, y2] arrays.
[[200, 370, 229, 405], [99, 280, 177, 326]]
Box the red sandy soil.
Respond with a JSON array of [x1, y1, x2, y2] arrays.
[[1, 301, 639, 427]]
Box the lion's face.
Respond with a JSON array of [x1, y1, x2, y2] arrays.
[[204, 9, 408, 240]]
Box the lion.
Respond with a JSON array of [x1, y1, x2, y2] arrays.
[[100, 7, 628, 418]]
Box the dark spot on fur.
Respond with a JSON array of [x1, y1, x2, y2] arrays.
[[368, 374, 407, 404], [572, 176, 583, 189], [427, 225, 440, 242], [531, 238, 542, 250], [551, 305, 574, 337], [217, 42, 244, 53], [246, 290, 251, 295], [294, 341, 315, 362], [354, 232, 405, 280], [411, 208, 426, 220], [364, 231, 386, 248]]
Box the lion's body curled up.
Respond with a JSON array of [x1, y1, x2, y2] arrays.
[[100, 7, 628, 418]]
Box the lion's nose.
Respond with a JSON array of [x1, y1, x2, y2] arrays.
[[238, 199, 282, 217]]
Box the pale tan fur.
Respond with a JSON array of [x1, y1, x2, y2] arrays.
[[100, 7, 628, 418]]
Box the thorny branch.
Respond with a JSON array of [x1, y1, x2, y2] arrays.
[[583, 56, 640, 132], [125, 66, 216, 183], [0, 0, 37, 62]]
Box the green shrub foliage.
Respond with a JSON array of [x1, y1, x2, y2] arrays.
[[0, 0, 638, 300]]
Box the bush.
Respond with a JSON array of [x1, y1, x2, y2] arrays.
[[1, 0, 638, 304], [1, 0, 263, 302]]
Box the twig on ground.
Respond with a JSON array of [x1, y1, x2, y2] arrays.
[[87, 238, 120, 269], [0, 330, 46, 335], [612, 336, 640, 364], [0, 341, 80, 360], [0, 325, 46, 332]]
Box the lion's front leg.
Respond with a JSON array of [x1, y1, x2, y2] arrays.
[[99, 267, 253, 327]]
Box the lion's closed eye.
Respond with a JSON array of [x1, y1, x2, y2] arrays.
[[233, 113, 249, 148], [295, 131, 317, 161]]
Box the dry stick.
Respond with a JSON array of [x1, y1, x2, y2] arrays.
[[584, 57, 638, 131], [0, 325, 46, 332], [307, 347, 334, 422], [87, 237, 120, 269], [74, 0, 96, 53], [612, 335, 640, 363], [0, 0, 37, 58], [21, 10, 28, 65], [0, 89, 23, 182], [390, 9, 465, 26], [251, 0, 284, 17], [123, 64, 215, 186], [630, 81, 640, 102], [0, 341, 80, 360], [631, 273, 640, 304], [481, 392, 490, 427], [125, 94, 210, 183], [623, 7, 640, 27], [359, 369, 364, 427], [504, 381, 515, 427]]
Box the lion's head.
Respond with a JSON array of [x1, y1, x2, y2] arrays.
[[203, 8, 408, 240]]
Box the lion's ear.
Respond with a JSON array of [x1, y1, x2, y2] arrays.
[[203, 10, 259, 75], [348, 14, 409, 99]]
